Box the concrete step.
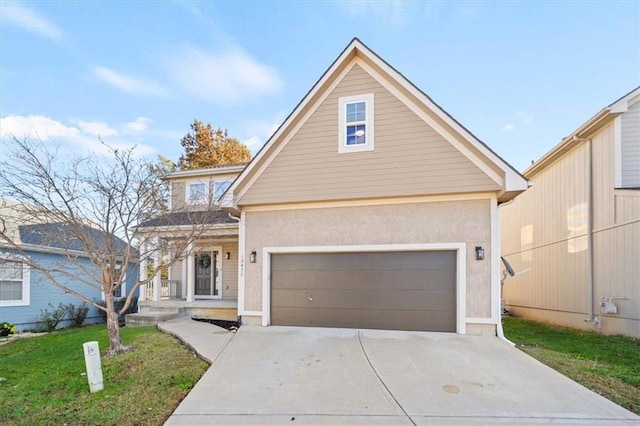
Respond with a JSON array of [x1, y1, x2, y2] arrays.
[[125, 310, 180, 327]]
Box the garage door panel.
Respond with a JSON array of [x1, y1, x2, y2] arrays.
[[272, 307, 456, 332], [272, 251, 456, 271], [272, 288, 455, 311], [272, 268, 455, 291], [271, 251, 457, 332]]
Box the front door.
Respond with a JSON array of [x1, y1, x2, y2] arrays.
[[194, 249, 222, 298]]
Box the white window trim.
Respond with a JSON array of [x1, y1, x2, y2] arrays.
[[0, 259, 30, 307], [101, 262, 126, 300], [186, 180, 210, 205], [185, 179, 233, 205], [338, 93, 375, 153]]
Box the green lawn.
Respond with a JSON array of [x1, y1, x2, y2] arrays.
[[503, 317, 640, 415], [0, 325, 208, 425]]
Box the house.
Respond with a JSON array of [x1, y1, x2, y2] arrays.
[[0, 201, 139, 332], [501, 87, 640, 338], [135, 38, 528, 335]]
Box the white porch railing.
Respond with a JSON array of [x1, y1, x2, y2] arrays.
[[145, 280, 180, 300]]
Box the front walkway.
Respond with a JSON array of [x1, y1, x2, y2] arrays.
[[160, 317, 639, 425]]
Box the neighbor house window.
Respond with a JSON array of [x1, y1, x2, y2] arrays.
[[187, 182, 209, 204], [213, 180, 232, 203], [339, 93, 374, 153], [103, 262, 126, 300], [186, 179, 232, 205], [0, 259, 30, 306]]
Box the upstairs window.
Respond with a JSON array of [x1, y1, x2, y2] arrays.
[[187, 182, 209, 204], [0, 259, 30, 306], [339, 93, 374, 153], [186, 179, 233, 205]]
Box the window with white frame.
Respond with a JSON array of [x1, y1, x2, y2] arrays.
[[0, 258, 30, 306], [102, 262, 126, 299], [187, 182, 209, 204], [213, 180, 232, 203], [186, 179, 232, 205], [339, 93, 374, 153]]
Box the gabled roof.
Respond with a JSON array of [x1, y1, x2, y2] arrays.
[[525, 85, 640, 177], [222, 38, 528, 210]]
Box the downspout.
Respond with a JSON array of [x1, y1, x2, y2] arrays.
[[496, 198, 516, 346], [570, 136, 596, 326]]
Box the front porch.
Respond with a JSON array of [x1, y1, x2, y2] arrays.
[[129, 235, 240, 326]]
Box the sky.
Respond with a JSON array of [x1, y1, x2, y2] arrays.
[[1, 0, 638, 172]]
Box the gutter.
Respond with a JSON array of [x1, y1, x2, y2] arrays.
[[525, 108, 610, 178]]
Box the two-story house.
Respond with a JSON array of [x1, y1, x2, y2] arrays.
[[501, 87, 640, 338], [133, 38, 528, 335]]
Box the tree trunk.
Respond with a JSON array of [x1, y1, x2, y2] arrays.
[[104, 294, 130, 357]]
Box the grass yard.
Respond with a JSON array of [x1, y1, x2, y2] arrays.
[[503, 317, 640, 415], [0, 325, 208, 425]]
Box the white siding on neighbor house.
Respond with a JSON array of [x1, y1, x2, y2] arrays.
[[621, 99, 640, 188], [501, 121, 640, 337]]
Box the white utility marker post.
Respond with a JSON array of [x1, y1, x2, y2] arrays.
[[83, 341, 104, 393]]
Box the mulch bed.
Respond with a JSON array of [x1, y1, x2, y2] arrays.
[[192, 317, 240, 331]]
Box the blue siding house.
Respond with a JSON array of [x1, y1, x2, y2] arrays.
[[1, 221, 139, 332]]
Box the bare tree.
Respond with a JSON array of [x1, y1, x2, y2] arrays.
[[0, 137, 214, 356]]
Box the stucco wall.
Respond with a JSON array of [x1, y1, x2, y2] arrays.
[[242, 198, 493, 323]]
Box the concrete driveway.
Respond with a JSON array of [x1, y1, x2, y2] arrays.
[[161, 318, 638, 425]]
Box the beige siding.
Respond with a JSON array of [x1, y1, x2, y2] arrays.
[[243, 199, 494, 325], [221, 242, 238, 300], [501, 121, 640, 337], [621, 99, 640, 187], [239, 64, 499, 206], [170, 171, 239, 212]]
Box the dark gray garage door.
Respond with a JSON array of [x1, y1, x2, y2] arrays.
[[271, 251, 456, 332]]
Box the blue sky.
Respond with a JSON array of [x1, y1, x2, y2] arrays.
[[1, 1, 638, 172]]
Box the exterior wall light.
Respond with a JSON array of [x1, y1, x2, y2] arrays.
[[225, 252, 231, 260], [475, 246, 484, 261], [250, 251, 257, 263]]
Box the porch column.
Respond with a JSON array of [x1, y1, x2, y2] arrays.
[[138, 242, 147, 301], [152, 237, 161, 301], [181, 257, 187, 299], [186, 240, 195, 302]]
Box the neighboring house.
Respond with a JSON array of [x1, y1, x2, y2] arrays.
[[0, 203, 139, 332], [136, 38, 528, 335], [501, 87, 640, 338]]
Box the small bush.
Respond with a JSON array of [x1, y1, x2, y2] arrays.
[[0, 322, 16, 336], [95, 296, 139, 323], [38, 303, 67, 331], [65, 302, 89, 327]]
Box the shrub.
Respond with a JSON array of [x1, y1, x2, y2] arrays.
[[38, 303, 67, 331], [65, 302, 89, 327], [0, 322, 16, 336], [95, 296, 139, 324]]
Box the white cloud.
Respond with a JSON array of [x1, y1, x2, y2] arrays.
[[0, 114, 155, 156], [342, 1, 414, 27], [1, 115, 80, 140], [1, 1, 64, 42], [242, 111, 287, 154], [93, 66, 169, 97], [74, 120, 118, 137], [500, 111, 534, 132], [123, 116, 151, 133], [515, 111, 534, 126], [166, 45, 283, 105]]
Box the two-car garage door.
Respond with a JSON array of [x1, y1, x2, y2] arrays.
[[270, 251, 457, 332]]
